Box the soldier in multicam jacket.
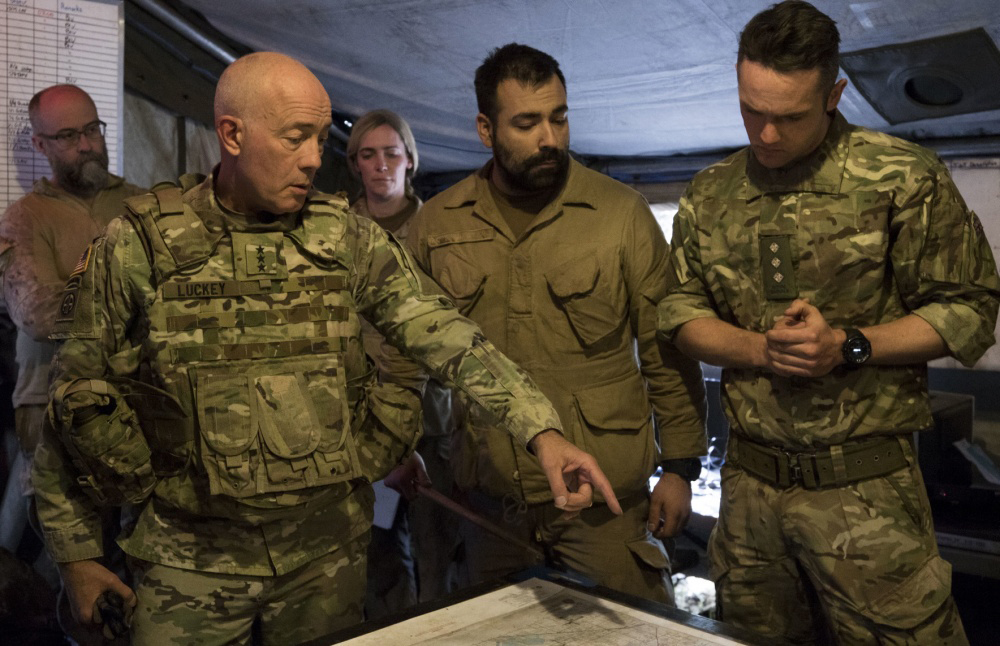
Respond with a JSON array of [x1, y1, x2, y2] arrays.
[[658, 2, 999, 644], [32, 52, 620, 646]]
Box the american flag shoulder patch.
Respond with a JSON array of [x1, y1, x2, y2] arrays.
[[71, 244, 93, 277]]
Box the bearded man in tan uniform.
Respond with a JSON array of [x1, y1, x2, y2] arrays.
[[408, 43, 707, 604], [0, 84, 144, 644]]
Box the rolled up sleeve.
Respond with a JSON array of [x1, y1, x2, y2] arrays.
[[892, 168, 1000, 366]]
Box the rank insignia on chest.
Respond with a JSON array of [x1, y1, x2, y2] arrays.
[[231, 231, 289, 281], [759, 234, 797, 300]]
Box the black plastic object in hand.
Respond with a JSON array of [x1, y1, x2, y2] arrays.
[[94, 590, 132, 640]]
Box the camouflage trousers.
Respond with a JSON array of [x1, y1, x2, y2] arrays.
[[129, 532, 368, 646], [710, 440, 968, 645], [459, 488, 674, 605]]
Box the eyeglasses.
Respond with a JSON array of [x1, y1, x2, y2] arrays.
[[36, 120, 106, 149]]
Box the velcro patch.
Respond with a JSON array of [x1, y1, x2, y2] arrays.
[[71, 244, 92, 276], [759, 234, 797, 301], [232, 231, 287, 281], [58, 275, 82, 319], [52, 243, 99, 338], [56, 245, 93, 323]]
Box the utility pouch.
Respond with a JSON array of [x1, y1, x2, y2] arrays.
[[194, 356, 361, 499], [57, 386, 156, 506]]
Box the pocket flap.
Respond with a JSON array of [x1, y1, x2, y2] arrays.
[[426, 227, 495, 248], [574, 372, 651, 431], [195, 370, 255, 456], [546, 254, 600, 300], [436, 253, 487, 300], [255, 373, 321, 458], [865, 555, 952, 629], [626, 535, 671, 572]]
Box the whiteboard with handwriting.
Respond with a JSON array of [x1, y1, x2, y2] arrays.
[[1, 0, 122, 211]]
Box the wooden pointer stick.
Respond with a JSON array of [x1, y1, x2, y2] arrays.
[[415, 483, 545, 561]]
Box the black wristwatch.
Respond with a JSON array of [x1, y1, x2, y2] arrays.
[[660, 457, 702, 482], [841, 328, 872, 366]]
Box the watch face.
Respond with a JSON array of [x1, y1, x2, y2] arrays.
[[843, 333, 872, 364]]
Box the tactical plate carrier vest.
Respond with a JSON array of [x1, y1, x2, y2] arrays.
[[124, 183, 369, 508]]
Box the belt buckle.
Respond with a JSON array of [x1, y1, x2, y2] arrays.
[[782, 449, 802, 486]]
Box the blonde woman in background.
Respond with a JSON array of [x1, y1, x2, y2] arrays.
[[348, 110, 458, 617]]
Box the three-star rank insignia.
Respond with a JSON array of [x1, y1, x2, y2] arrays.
[[759, 234, 797, 300], [231, 231, 288, 281]]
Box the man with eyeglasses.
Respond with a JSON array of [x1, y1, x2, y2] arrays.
[[0, 84, 143, 645]]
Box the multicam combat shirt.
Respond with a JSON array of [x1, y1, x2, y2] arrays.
[[659, 114, 999, 450], [34, 174, 561, 576]]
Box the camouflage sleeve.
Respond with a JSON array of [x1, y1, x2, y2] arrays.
[[892, 164, 1000, 366], [356, 220, 561, 448], [623, 195, 707, 461], [359, 320, 427, 478], [657, 183, 720, 340], [34, 217, 153, 562], [362, 317, 428, 394], [0, 200, 69, 341]]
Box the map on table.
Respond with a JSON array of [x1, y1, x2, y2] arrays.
[[339, 577, 748, 646]]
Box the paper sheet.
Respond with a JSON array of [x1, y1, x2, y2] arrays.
[[339, 578, 748, 645]]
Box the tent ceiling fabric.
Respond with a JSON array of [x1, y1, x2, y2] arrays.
[[176, 0, 1000, 173]]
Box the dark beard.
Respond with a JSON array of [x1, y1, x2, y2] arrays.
[[53, 149, 109, 197], [493, 142, 569, 194]]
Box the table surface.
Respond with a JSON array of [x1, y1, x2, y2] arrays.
[[304, 568, 777, 646]]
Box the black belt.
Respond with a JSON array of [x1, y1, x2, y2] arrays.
[[730, 435, 909, 489]]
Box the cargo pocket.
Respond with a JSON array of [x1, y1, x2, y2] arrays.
[[68, 401, 156, 506], [865, 556, 953, 630], [257, 358, 358, 490], [546, 254, 621, 347], [610, 535, 672, 603], [574, 371, 654, 491], [627, 535, 672, 573], [195, 369, 257, 498], [256, 372, 323, 489]]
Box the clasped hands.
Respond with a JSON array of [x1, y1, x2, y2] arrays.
[[763, 298, 846, 378]]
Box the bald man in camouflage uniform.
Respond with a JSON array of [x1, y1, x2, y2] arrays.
[[31, 52, 620, 646], [659, 2, 999, 644]]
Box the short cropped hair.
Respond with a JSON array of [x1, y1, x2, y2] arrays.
[[738, 0, 841, 93], [346, 109, 419, 197], [474, 43, 566, 123]]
